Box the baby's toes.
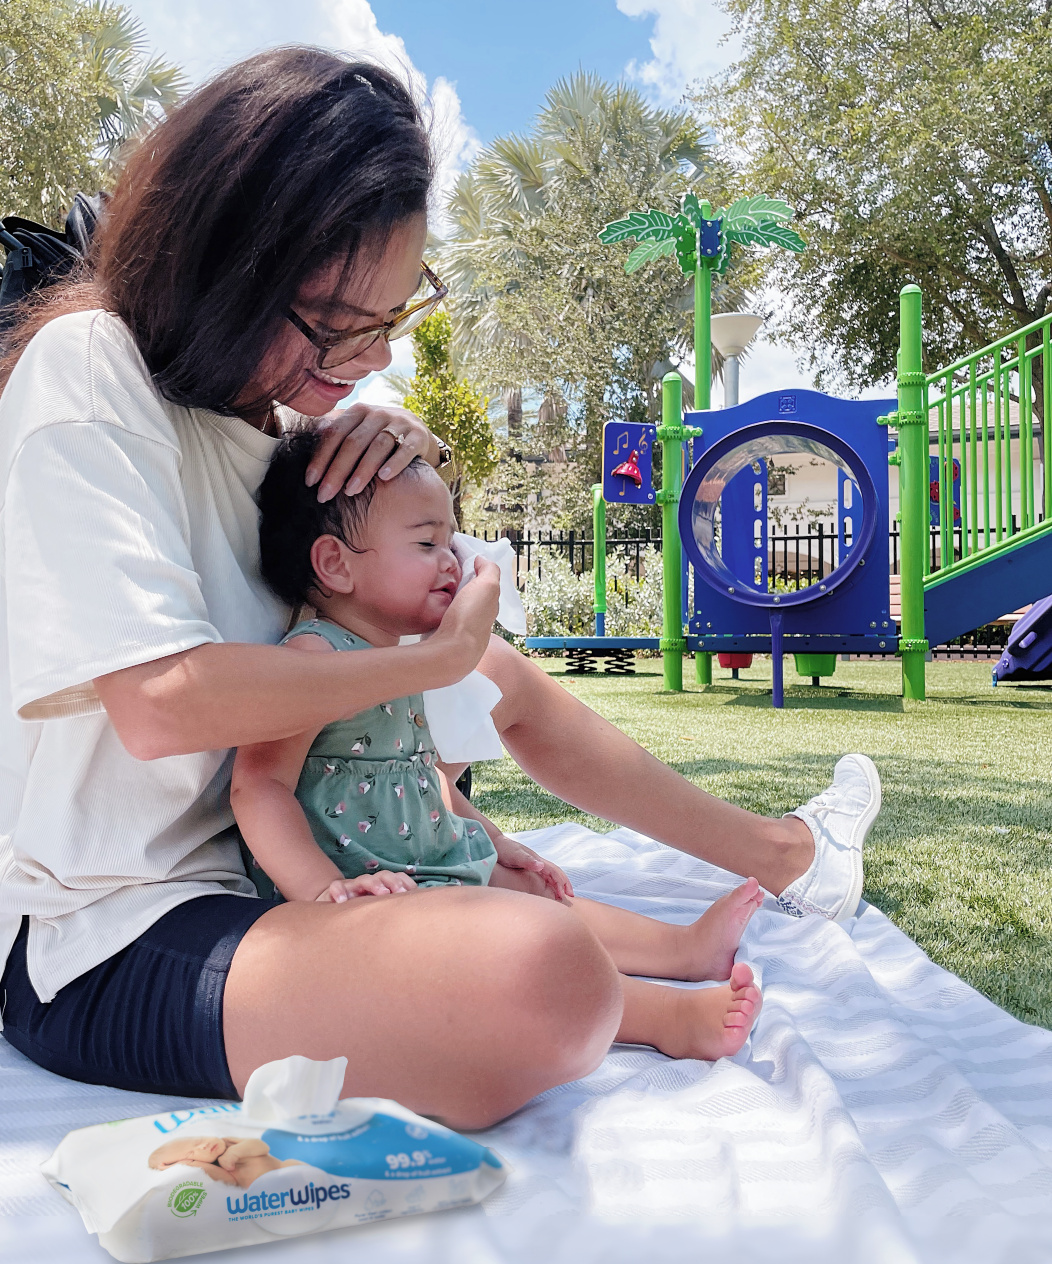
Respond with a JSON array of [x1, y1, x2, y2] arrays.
[[726, 985, 763, 1027], [729, 961, 755, 990]]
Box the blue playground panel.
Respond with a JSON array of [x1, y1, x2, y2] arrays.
[[601, 422, 656, 505], [838, 467, 860, 560], [681, 389, 898, 659], [720, 457, 769, 594], [527, 637, 659, 649]]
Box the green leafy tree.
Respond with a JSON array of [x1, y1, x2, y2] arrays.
[[440, 73, 750, 530], [1, 0, 184, 225], [701, 0, 1052, 389], [2, 0, 101, 223], [402, 310, 498, 524]]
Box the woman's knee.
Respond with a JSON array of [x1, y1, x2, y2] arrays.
[[437, 900, 621, 1131], [497, 895, 622, 1081]]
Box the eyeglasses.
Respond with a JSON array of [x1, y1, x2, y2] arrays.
[[285, 262, 448, 371]]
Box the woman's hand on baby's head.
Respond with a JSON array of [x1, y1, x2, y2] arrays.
[[317, 871, 418, 903], [305, 404, 433, 502]]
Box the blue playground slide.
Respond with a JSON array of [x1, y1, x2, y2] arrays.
[[922, 518, 1052, 649], [993, 592, 1052, 683]]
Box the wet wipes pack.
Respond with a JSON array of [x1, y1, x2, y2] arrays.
[[40, 1055, 508, 1262]]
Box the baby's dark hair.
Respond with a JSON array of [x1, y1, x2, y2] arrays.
[[258, 427, 432, 607]]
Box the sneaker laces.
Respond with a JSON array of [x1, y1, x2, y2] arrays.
[[800, 788, 839, 821]]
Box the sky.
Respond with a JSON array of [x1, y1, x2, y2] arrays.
[[124, 0, 830, 407]]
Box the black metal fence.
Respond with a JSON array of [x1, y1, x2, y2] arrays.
[[474, 522, 906, 587], [471, 522, 1021, 655], [472, 520, 1024, 587], [470, 528, 660, 586]]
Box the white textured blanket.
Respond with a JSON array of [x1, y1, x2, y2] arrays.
[[3, 824, 1051, 1264]]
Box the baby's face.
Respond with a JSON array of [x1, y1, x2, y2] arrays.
[[180, 1136, 229, 1164], [347, 472, 462, 636]]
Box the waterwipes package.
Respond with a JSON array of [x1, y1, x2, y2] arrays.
[[41, 1055, 507, 1262]]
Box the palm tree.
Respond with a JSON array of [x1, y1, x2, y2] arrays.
[[440, 74, 715, 436], [83, 1, 186, 160]]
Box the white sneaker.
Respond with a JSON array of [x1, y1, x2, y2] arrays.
[[776, 754, 881, 923]]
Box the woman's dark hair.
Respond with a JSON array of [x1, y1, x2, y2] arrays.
[[0, 48, 432, 407], [259, 427, 432, 607]]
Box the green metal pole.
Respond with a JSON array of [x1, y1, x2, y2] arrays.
[[693, 202, 714, 684], [897, 284, 928, 700], [659, 373, 685, 691], [695, 257, 712, 409], [592, 483, 606, 637]]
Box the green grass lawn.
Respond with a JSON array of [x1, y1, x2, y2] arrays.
[[471, 657, 1052, 1029]]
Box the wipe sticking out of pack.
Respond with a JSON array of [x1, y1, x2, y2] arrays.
[[41, 1055, 508, 1262]]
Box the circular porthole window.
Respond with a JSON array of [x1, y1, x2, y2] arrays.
[[679, 421, 877, 608]]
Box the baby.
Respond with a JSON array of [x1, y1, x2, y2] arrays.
[[231, 430, 764, 1061], [148, 1136, 302, 1187]]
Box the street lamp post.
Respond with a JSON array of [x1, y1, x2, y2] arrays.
[[710, 312, 764, 408]]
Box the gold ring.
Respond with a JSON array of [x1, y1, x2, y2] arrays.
[[381, 426, 405, 446]]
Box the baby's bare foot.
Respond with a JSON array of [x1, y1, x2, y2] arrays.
[[678, 878, 763, 981], [657, 963, 762, 1061]]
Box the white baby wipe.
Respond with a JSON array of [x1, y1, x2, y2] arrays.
[[407, 534, 527, 764], [40, 1055, 508, 1263]]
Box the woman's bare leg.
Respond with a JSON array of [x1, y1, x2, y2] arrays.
[[479, 636, 813, 895], [223, 887, 622, 1131]]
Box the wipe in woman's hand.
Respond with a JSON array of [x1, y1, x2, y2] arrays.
[[40, 1055, 507, 1262], [452, 533, 526, 635]]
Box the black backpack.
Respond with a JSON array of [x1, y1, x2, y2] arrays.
[[0, 192, 107, 335]]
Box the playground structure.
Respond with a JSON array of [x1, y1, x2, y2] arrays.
[[679, 384, 896, 706], [527, 290, 1052, 699], [526, 190, 1052, 700]]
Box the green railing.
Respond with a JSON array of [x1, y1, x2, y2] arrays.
[[895, 286, 1051, 699], [924, 312, 1051, 579]]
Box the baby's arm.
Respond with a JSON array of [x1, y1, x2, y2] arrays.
[[180, 1159, 238, 1183], [438, 769, 573, 901], [216, 1139, 270, 1171], [230, 636, 344, 902]]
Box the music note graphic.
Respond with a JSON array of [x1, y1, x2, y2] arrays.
[[613, 430, 630, 455]]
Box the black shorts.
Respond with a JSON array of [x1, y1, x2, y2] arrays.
[[0, 893, 275, 1099]]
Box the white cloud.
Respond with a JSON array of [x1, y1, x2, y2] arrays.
[[317, 0, 480, 226], [617, 0, 739, 104], [349, 334, 417, 408], [127, 0, 313, 87], [316, 1, 481, 397]]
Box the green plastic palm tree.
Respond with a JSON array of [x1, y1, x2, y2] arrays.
[[599, 192, 805, 407]]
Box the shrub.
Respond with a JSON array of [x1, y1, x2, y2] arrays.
[[522, 548, 663, 639]]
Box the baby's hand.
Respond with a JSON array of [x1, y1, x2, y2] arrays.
[[317, 872, 418, 903], [493, 836, 573, 903], [217, 1139, 268, 1170]]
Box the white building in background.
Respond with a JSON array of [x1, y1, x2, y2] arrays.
[[765, 398, 1044, 535]]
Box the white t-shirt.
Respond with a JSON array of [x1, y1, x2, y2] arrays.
[[0, 310, 289, 1003]]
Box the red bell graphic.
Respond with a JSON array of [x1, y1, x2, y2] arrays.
[[611, 449, 643, 487]]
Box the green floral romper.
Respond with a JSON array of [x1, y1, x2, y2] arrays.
[[244, 618, 498, 900]]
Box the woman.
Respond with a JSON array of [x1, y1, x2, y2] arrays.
[[0, 49, 879, 1130]]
